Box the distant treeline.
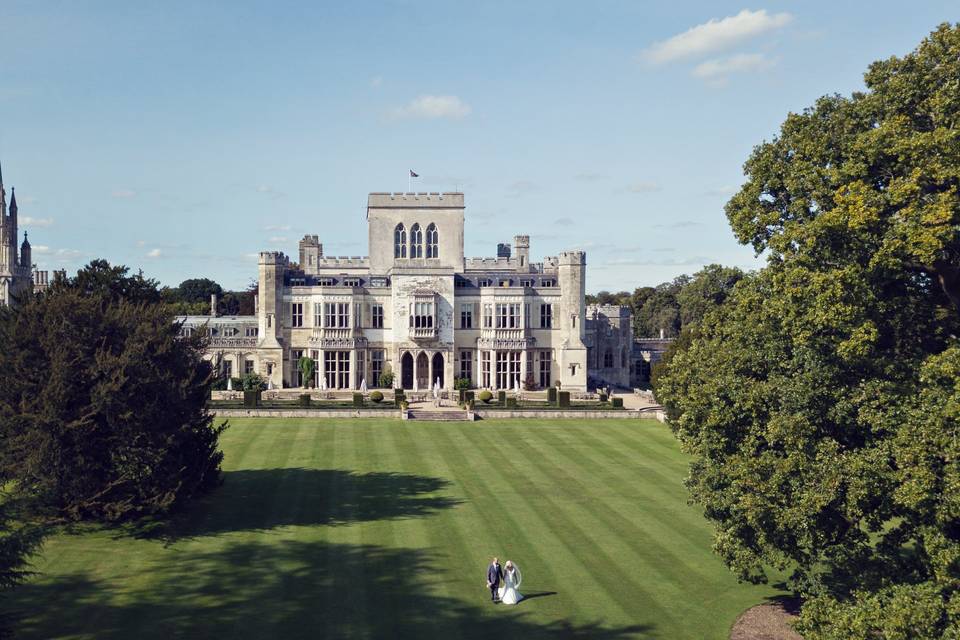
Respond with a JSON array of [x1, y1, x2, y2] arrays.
[[585, 264, 745, 339]]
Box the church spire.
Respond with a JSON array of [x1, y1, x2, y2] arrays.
[[9, 187, 16, 217]]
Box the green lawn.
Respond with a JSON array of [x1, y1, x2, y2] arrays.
[[4, 418, 785, 639]]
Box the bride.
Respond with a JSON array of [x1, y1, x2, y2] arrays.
[[497, 560, 523, 605]]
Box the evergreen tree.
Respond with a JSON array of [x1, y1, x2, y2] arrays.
[[0, 262, 226, 522]]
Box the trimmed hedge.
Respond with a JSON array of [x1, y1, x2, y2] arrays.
[[599, 393, 608, 403], [557, 391, 571, 408], [547, 387, 557, 403], [298, 394, 311, 408], [497, 391, 507, 405], [243, 390, 261, 408], [353, 393, 364, 407], [465, 390, 475, 403], [612, 397, 623, 408], [505, 397, 518, 408]]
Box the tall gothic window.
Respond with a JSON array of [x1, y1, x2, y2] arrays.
[[394, 224, 407, 258], [410, 223, 423, 258], [426, 223, 439, 258]]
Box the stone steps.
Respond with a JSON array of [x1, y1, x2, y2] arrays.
[[408, 410, 471, 422]]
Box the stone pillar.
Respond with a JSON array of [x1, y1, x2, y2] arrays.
[[520, 349, 528, 389], [349, 350, 357, 389], [489, 349, 497, 389], [428, 352, 434, 389]]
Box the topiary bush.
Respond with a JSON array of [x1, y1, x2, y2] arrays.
[[454, 377, 471, 391], [478, 390, 493, 404], [558, 391, 570, 408], [497, 390, 506, 404], [465, 390, 474, 403], [378, 371, 394, 389], [298, 394, 311, 408], [352, 393, 363, 407], [370, 391, 384, 404], [611, 397, 623, 409], [547, 386, 557, 403], [243, 390, 261, 408], [599, 393, 608, 402], [505, 397, 518, 408]]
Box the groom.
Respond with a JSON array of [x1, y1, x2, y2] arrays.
[[486, 557, 504, 603]]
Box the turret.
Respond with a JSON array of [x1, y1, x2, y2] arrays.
[[257, 251, 287, 348], [298, 235, 323, 274], [20, 231, 30, 270], [513, 235, 530, 270]]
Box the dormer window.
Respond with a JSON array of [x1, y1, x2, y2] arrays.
[[318, 277, 335, 287], [343, 277, 361, 287], [540, 278, 557, 287], [394, 224, 407, 258]]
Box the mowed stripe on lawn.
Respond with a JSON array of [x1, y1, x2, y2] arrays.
[[5, 418, 786, 640]]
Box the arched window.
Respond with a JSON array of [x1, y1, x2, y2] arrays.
[[410, 223, 423, 258], [394, 224, 407, 258], [426, 223, 439, 258], [603, 349, 613, 368]]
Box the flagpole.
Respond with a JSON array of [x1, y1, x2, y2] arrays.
[[408, 171, 411, 193]]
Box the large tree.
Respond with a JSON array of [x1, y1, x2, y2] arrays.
[[0, 262, 226, 522], [656, 24, 960, 639]]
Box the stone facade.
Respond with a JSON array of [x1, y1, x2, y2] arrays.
[[585, 304, 633, 389], [179, 191, 598, 391]]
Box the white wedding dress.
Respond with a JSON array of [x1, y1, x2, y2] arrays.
[[498, 566, 523, 605]]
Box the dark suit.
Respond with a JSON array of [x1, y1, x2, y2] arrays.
[[486, 563, 503, 601]]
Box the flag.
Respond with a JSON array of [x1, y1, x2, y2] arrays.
[[409, 170, 419, 178]]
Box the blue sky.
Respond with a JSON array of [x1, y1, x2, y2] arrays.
[[1, 1, 956, 292]]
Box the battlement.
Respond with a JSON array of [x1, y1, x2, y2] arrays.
[[315, 256, 370, 267], [588, 304, 631, 319], [367, 192, 465, 209], [557, 251, 587, 266], [513, 235, 530, 248], [259, 251, 289, 265]]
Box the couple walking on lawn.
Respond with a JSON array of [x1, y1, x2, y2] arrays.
[[486, 557, 522, 605]]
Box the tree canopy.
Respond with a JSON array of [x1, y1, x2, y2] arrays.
[[0, 261, 226, 523], [655, 24, 960, 639]]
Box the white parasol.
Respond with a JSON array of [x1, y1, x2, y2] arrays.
[[360, 378, 367, 393], [226, 377, 233, 391]]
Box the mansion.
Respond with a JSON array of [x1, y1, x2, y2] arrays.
[[179, 192, 665, 391]]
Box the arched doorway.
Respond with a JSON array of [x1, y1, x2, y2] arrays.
[[401, 352, 414, 390], [431, 352, 444, 388], [416, 352, 429, 390]]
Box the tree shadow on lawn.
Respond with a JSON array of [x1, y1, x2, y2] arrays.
[[5, 541, 655, 640], [132, 468, 461, 542]]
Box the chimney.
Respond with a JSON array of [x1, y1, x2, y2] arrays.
[[211, 293, 219, 317]]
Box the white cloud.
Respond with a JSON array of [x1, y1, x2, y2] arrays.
[[389, 95, 472, 120], [264, 224, 291, 232], [642, 9, 792, 64], [32, 245, 50, 254], [555, 217, 575, 226], [370, 76, 383, 88], [269, 236, 288, 244], [146, 248, 162, 258], [21, 216, 53, 228], [256, 185, 285, 198], [31, 246, 84, 263], [626, 181, 662, 194], [704, 185, 738, 196], [693, 53, 776, 85], [111, 189, 136, 199]]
